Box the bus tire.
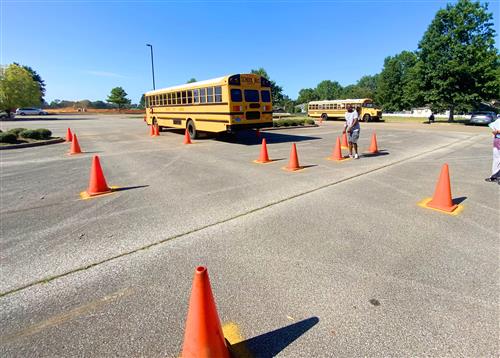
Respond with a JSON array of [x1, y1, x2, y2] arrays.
[[321, 113, 328, 121], [187, 119, 197, 139], [363, 114, 371, 122]]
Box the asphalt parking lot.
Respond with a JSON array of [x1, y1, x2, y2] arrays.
[[0, 115, 498, 357]]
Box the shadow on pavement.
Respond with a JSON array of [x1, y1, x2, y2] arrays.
[[453, 196, 467, 205], [217, 130, 321, 146], [362, 150, 390, 158], [229, 317, 319, 358], [113, 185, 149, 192]]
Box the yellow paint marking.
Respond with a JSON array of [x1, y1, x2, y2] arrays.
[[252, 160, 274, 165], [222, 322, 253, 358], [281, 166, 305, 172], [79, 186, 120, 200], [417, 197, 464, 216], [325, 157, 352, 162], [222, 322, 244, 345], [287, 315, 295, 321], [0, 287, 133, 344]]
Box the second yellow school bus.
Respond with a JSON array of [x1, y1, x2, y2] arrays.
[[144, 74, 273, 138], [308, 98, 382, 122]]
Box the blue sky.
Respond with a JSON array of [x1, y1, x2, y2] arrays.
[[2, 0, 499, 104]]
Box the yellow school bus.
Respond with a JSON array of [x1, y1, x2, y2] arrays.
[[308, 98, 382, 122], [144, 74, 273, 138]]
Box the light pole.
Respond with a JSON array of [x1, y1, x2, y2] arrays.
[[146, 43, 156, 90]]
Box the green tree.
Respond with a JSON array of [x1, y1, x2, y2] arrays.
[[0, 64, 42, 115], [14, 63, 46, 104], [357, 74, 378, 94], [187, 78, 197, 83], [340, 84, 374, 99], [139, 94, 145, 109], [315, 80, 343, 100], [417, 0, 499, 121], [297, 88, 319, 104], [250, 67, 284, 105], [376, 51, 419, 111], [106, 87, 131, 110], [280, 95, 297, 113]]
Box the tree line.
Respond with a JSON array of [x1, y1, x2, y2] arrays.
[[1, 1, 497, 120], [291, 0, 499, 121]]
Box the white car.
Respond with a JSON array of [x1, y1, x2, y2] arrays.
[[15, 107, 48, 115]]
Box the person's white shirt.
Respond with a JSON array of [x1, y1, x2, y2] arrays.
[[345, 110, 360, 130]]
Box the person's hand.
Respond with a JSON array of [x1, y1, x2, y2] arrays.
[[342, 129, 346, 134]]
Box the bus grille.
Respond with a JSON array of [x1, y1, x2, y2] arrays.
[[246, 111, 260, 120]]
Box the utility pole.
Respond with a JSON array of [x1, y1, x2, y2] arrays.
[[146, 44, 155, 90]]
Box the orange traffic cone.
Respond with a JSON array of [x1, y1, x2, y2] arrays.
[[150, 124, 156, 136], [341, 132, 348, 149], [254, 138, 271, 163], [368, 131, 379, 153], [66, 128, 73, 142], [328, 137, 346, 161], [425, 164, 458, 212], [183, 129, 192, 145], [283, 143, 301, 171], [85, 156, 111, 197], [69, 133, 82, 155], [181, 266, 230, 358]]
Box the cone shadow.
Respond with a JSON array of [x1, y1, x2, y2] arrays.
[[362, 150, 389, 158], [112, 185, 149, 192], [453, 196, 467, 205], [229, 317, 319, 357]]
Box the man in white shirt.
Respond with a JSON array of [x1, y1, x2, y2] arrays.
[[343, 105, 360, 159]]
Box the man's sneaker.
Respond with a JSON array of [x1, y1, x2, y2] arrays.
[[354, 154, 359, 159], [349, 154, 353, 159]]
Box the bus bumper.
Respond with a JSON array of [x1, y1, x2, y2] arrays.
[[226, 122, 273, 132]]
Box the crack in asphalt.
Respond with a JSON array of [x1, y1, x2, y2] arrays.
[[0, 134, 480, 299]]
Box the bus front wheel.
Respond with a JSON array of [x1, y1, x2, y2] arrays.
[[321, 113, 328, 121], [187, 120, 197, 139], [363, 114, 371, 122]]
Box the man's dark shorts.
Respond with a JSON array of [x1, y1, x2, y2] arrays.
[[348, 129, 360, 143]]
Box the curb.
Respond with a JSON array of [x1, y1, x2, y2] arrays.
[[262, 124, 319, 132], [0, 137, 65, 150]]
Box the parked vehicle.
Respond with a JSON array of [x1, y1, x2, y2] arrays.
[[0, 111, 15, 119], [469, 111, 497, 125], [15, 107, 48, 115]]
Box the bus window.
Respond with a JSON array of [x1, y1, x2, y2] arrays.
[[161, 94, 166, 106], [193, 89, 199, 103], [261, 90, 271, 103], [200, 88, 206, 103], [244, 89, 259, 102], [207, 87, 214, 103], [231, 89, 242, 102], [187, 90, 193, 104], [167, 93, 172, 105], [181, 91, 187, 104], [214, 86, 222, 102]]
